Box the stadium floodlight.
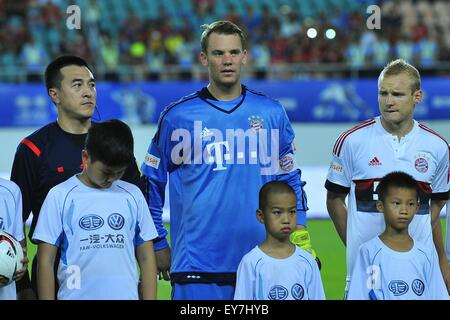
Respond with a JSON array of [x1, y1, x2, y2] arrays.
[[325, 28, 336, 40], [307, 28, 317, 39]]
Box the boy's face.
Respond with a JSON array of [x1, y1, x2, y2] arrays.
[[81, 150, 127, 189], [376, 186, 419, 231], [257, 192, 297, 241]]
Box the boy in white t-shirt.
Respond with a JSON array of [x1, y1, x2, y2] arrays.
[[348, 171, 448, 300], [33, 119, 158, 300], [234, 181, 325, 300]]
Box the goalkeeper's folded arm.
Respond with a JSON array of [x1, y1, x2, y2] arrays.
[[153, 236, 169, 251], [289, 229, 321, 270]]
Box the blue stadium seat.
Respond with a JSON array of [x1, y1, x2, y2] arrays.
[[129, 0, 146, 19], [163, 0, 177, 11], [213, 1, 228, 18], [260, 0, 278, 14], [228, 0, 246, 15], [296, 0, 314, 18], [142, 0, 158, 20]]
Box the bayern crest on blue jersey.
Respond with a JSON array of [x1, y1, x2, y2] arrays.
[[248, 115, 264, 132], [279, 155, 294, 172]]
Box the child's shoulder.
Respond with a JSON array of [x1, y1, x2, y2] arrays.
[[56, 175, 80, 188], [114, 180, 143, 196], [357, 236, 383, 254], [239, 246, 264, 263], [361, 236, 380, 247], [244, 245, 261, 258], [46, 175, 81, 198], [0, 177, 20, 194], [294, 246, 317, 264], [412, 240, 435, 257]]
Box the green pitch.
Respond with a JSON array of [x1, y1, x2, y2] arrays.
[[25, 218, 447, 300]]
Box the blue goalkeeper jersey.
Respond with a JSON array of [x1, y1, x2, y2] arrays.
[[141, 86, 308, 283]]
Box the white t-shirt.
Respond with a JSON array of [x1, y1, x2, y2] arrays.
[[0, 178, 24, 300], [234, 246, 325, 300], [326, 117, 450, 282], [33, 175, 157, 300], [348, 236, 448, 300]]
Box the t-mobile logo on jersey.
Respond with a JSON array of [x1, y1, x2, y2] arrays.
[[206, 141, 230, 171], [170, 121, 280, 175]]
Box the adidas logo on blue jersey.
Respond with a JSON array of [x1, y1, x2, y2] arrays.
[[200, 127, 213, 138]]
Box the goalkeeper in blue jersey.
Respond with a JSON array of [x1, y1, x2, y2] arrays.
[[234, 181, 325, 300], [141, 20, 313, 300]]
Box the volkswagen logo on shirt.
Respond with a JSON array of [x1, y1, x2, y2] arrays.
[[79, 214, 104, 230], [291, 283, 305, 300], [107, 213, 125, 230], [412, 279, 425, 296]]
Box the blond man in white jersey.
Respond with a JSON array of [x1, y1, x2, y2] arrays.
[[325, 59, 450, 297]]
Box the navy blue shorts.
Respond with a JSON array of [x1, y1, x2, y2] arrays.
[[172, 283, 235, 300]]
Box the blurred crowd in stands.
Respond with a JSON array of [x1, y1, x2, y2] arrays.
[[1, 0, 449, 82]]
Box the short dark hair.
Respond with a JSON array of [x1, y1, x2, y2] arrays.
[[200, 20, 246, 53], [259, 181, 297, 211], [45, 55, 93, 92], [376, 171, 419, 202], [85, 119, 134, 168]]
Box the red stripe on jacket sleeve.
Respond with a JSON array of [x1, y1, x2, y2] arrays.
[[21, 138, 41, 157]]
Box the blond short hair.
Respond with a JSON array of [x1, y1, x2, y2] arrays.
[[379, 59, 421, 92]]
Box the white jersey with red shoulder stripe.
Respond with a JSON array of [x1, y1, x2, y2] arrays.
[[325, 116, 450, 281]]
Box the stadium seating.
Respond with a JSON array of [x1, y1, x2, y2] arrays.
[[0, 0, 448, 82]]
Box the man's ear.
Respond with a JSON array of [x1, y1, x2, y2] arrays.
[[256, 209, 264, 224], [241, 49, 248, 65], [199, 51, 208, 67], [48, 88, 60, 104], [81, 149, 89, 167], [413, 89, 423, 104], [376, 200, 384, 213]]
